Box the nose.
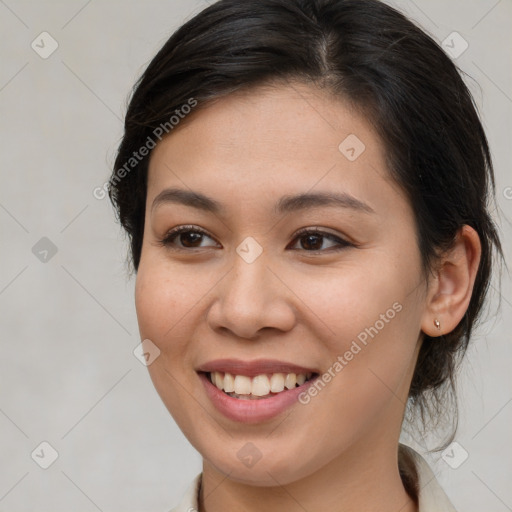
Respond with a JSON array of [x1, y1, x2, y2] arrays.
[[206, 253, 296, 340]]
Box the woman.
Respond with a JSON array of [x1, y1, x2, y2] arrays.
[[109, 0, 503, 510]]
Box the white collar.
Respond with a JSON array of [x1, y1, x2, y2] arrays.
[[171, 444, 457, 511]]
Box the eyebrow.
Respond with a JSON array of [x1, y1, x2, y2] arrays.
[[151, 187, 375, 215]]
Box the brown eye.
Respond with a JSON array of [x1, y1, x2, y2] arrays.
[[289, 229, 352, 252], [160, 225, 219, 250], [178, 231, 204, 247], [299, 233, 324, 251]]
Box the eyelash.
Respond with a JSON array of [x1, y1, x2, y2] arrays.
[[157, 225, 353, 253]]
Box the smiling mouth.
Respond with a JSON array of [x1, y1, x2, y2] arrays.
[[204, 371, 318, 400]]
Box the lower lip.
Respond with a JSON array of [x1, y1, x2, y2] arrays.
[[199, 372, 317, 423]]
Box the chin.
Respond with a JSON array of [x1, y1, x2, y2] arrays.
[[198, 438, 321, 487]]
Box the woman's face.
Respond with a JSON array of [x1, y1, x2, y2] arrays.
[[135, 83, 429, 485]]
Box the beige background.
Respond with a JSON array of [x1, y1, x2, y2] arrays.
[[1, 0, 511, 510]]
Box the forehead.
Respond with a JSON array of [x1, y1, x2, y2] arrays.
[[146, 82, 402, 217]]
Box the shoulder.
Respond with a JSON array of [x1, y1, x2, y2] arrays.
[[169, 473, 201, 512], [399, 443, 458, 512]]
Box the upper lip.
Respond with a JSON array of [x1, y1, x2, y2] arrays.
[[196, 358, 318, 377]]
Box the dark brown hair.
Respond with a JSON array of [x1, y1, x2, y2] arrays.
[[109, 0, 503, 444]]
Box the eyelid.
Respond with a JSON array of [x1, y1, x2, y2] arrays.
[[292, 226, 348, 240]]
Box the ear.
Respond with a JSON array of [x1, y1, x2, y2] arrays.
[[421, 225, 482, 337]]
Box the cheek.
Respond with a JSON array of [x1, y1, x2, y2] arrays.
[[134, 263, 206, 431], [134, 261, 203, 344], [293, 249, 423, 403], [291, 253, 413, 344], [135, 270, 173, 342]]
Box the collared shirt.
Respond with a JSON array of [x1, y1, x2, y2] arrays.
[[170, 444, 457, 512]]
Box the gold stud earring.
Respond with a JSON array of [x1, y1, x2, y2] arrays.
[[434, 319, 441, 331]]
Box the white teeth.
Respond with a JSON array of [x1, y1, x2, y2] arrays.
[[270, 373, 285, 393], [213, 371, 223, 390], [234, 375, 252, 395], [223, 372, 235, 392], [209, 371, 311, 397], [251, 375, 271, 396], [284, 373, 297, 389], [296, 373, 306, 385]]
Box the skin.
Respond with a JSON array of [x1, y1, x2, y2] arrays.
[[135, 82, 481, 512]]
